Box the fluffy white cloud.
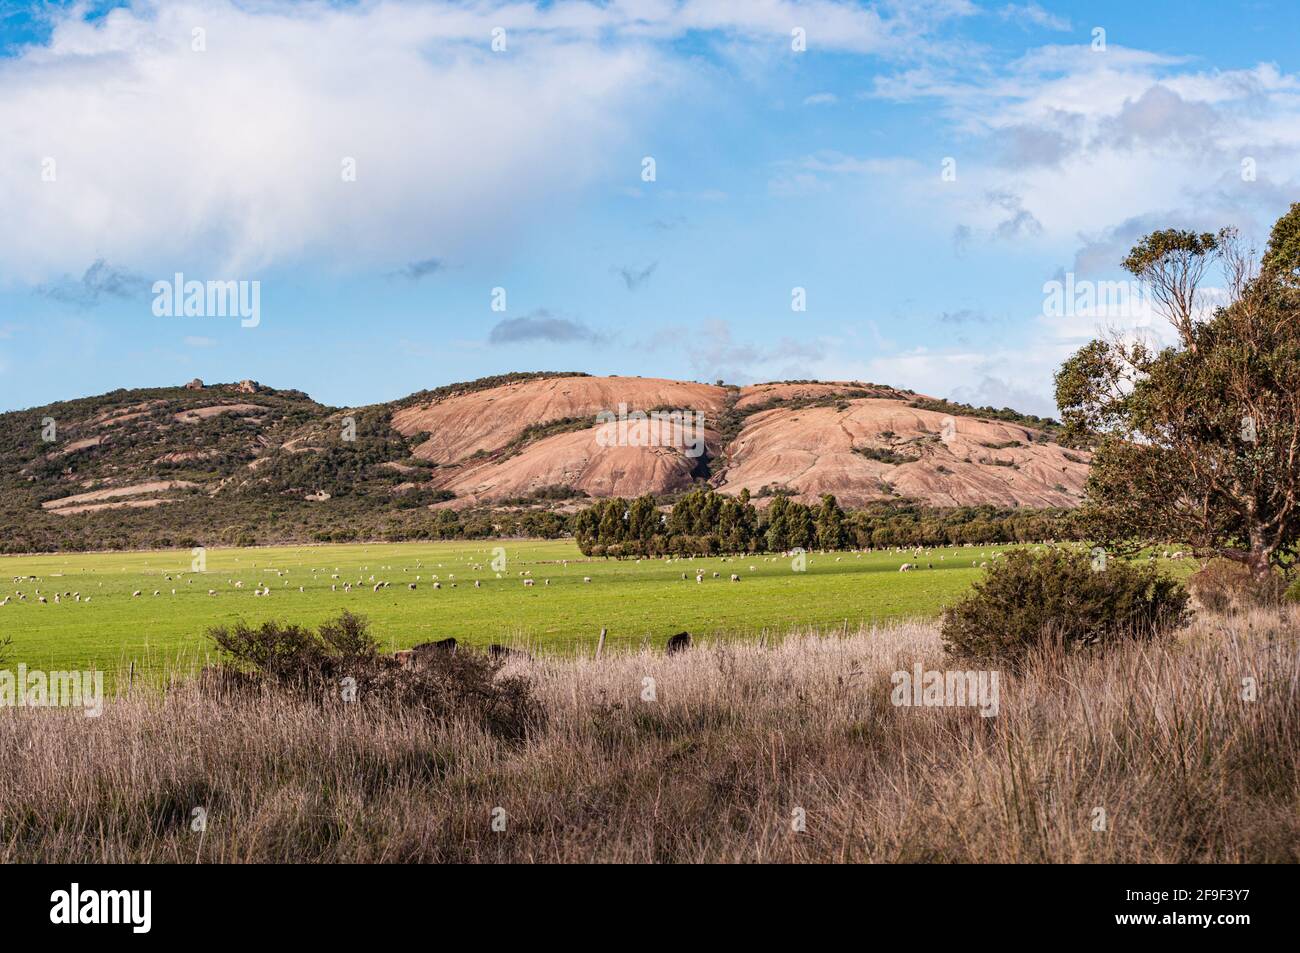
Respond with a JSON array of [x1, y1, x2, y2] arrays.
[[0, 1, 682, 282], [0, 0, 979, 285], [867, 46, 1300, 249]]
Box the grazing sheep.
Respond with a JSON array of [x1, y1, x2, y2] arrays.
[[209, 589, 217, 596], [730, 573, 740, 582], [433, 582, 441, 590], [665, 631, 692, 654], [583, 576, 592, 583], [900, 564, 914, 572], [132, 590, 142, 597], [474, 580, 481, 588], [408, 583, 417, 590], [523, 578, 534, 587], [38, 596, 47, 604]]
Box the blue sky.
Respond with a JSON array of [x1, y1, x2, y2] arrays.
[[2, 0, 1299, 416]]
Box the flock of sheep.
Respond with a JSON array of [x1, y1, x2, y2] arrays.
[[3, 544, 1179, 610], [2, 558, 597, 608]]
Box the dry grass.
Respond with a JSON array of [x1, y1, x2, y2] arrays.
[[1, 608, 1297, 863]]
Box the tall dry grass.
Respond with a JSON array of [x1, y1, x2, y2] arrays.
[[1, 608, 1296, 862]]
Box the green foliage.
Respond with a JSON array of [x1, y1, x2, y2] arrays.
[[853, 446, 912, 464], [1121, 228, 1223, 276], [389, 371, 590, 410], [1058, 207, 1300, 582], [1263, 202, 1300, 281], [206, 611, 542, 740], [574, 488, 1081, 556], [905, 397, 1059, 437], [941, 549, 1191, 665], [499, 416, 594, 457]]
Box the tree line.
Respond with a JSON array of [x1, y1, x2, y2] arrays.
[[573, 487, 1080, 557]]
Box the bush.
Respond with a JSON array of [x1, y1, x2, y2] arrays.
[[1189, 558, 1286, 611], [205, 611, 543, 740], [941, 548, 1191, 665]]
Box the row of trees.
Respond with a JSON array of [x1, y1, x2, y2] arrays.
[[573, 487, 1080, 557]]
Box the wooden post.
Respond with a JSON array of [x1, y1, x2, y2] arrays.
[[596, 628, 607, 660], [128, 661, 134, 693]]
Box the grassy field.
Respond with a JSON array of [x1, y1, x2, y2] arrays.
[[0, 539, 1011, 676]]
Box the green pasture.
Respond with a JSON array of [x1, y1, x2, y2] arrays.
[[0, 539, 1027, 677]]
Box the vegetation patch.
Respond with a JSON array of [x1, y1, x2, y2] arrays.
[[941, 548, 1191, 665]]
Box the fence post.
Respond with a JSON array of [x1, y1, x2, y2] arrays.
[[596, 628, 607, 660]]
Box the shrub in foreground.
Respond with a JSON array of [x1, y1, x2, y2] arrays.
[[1187, 558, 1287, 612], [205, 611, 542, 740], [941, 548, 1191, 664]]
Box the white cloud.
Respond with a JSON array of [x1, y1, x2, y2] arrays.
[[866, 45, 1300, 258], [0, 0, 976, 286], [997, 3, 1071, 33], [0, 1, 677, 283]]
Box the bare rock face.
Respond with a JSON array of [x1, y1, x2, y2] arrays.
[[385, 374, 1090, 510], [716, 399, 1087, 508], [235, 379, 261, 394], [184, 378, 204, 390], [391, 375, 725, 465]]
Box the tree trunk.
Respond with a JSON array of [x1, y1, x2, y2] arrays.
[[1247, 528, 1275, 587]]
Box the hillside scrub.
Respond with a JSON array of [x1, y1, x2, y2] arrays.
[[0, 609, 1294, 862]]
